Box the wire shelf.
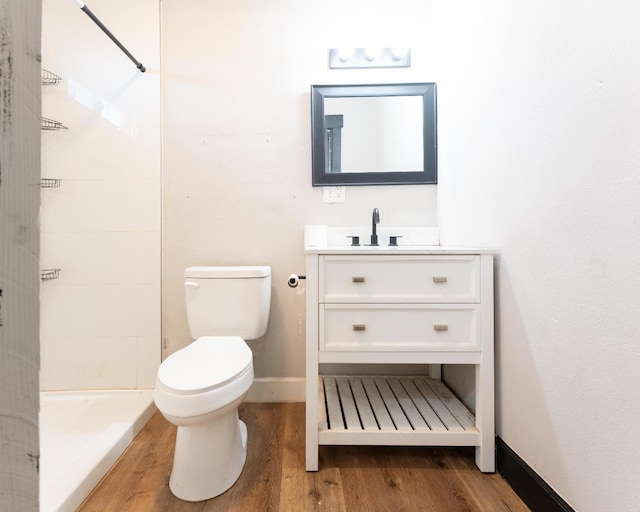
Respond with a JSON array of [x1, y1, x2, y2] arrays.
[[41, 117, 68, 131], [41, 178, 62, 189], [42, 69, 62, 86], [41, 269, 61, 282]]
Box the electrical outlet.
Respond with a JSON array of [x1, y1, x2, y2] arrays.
[[323, 186, 346, 203]]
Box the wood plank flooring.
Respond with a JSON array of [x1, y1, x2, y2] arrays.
[[78, 403, 530, 512]]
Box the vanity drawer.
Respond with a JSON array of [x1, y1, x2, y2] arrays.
[[320, 255, 480, 303], [319, 304, 479, 351]]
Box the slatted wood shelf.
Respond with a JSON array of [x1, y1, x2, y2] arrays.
[[318, 375, 480, 446]]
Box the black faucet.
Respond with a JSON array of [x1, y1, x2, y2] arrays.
[[370, 208, 380, 246]]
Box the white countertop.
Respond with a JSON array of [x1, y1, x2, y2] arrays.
[[304, 245, 496, 255], [303, 225, 495, 255]]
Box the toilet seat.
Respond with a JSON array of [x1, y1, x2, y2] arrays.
[[157, 336, 252, 395]]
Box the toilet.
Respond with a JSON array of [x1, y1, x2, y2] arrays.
[[154, 265, 271, 502]]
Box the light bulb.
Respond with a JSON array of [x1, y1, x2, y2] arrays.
[[391, 47, 410, 61], [364, 47, 382, 61], [337, 48, 355, 62]]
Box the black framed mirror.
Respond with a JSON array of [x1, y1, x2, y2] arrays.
[[311, 83, 437, 186]]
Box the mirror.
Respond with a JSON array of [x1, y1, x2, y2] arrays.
[[311, 83, 437, 186]]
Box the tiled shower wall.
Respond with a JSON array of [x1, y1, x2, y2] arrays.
[[40, 0, 161, 390]]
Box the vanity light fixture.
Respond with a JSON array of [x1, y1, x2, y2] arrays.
[[328, 47, 411, 69]]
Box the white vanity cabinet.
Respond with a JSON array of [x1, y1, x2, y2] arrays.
[[305, 247, 495, 473]]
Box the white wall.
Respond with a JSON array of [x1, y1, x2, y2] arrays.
[[0, 1, 41, 509], [435, 2, 640, 511], [161, 0, 437, 398], [40, 0, 161, 390]]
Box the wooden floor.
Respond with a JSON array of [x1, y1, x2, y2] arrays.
[[78, 403, 530, 512]]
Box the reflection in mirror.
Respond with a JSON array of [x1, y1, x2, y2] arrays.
[[325, 96, 423, 173], [311, 83, 437, 186], [324, 114, 343, 173]]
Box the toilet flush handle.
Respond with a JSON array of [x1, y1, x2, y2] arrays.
[[184, 281, 200, 289]]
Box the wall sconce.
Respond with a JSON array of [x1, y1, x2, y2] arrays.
[[329, 47, 411, 69]]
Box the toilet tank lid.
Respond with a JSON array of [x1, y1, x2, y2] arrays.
[[185, 266, 271, 278]]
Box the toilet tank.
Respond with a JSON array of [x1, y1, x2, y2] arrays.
[[184, 266, 271, 340]]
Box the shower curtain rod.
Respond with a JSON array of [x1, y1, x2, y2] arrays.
[[72, 0, 146, 73]]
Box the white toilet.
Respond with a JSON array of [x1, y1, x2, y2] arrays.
[[154, 265, 271, 502]]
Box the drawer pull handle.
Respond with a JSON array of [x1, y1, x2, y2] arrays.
[[433, 276, 448, 283], [434, 324, 449, 332], [352, 324, 367, 331], [352, 276, 366, 283]]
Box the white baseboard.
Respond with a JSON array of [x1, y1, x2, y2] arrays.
[[246, 377, 305, 402]]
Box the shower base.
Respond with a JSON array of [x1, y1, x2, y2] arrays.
[[39, 389, 156, 512]]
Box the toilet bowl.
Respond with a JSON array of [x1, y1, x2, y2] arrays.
[[154, 265, 271, 502], [155, 336, 254, 501]]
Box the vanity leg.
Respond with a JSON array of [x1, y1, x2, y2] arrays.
[[475, 360, 495, 472], [305, 376, 319, 471], [305, 254, 319, 471], [428, 364, 442, 379], [475, 254, 495, 472]]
